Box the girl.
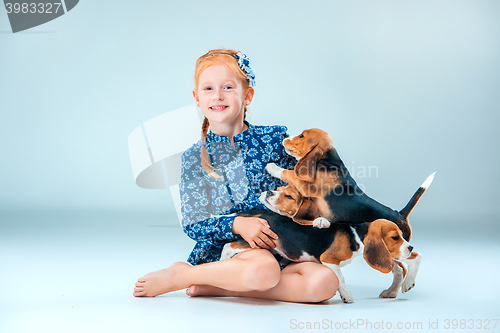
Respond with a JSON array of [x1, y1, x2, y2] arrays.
[[133, 49, 339, 303]]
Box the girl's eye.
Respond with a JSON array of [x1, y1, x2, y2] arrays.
[[224, 86, 233, 90], [204, 87, 212, 91]]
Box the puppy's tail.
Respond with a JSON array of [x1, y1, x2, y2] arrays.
[[399, 172, 436, 218]]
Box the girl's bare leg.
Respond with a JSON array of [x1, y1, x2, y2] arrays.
[[187, 262, 339, 303], [133, 249, 281, 297]]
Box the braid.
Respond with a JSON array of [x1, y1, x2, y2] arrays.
[[200, 117, 221, 178], [201, 116, 210, 141]]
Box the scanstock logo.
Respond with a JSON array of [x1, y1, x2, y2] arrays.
[[4, 0, 78, 33]]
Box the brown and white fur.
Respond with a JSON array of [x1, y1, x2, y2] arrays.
[[221, 209, 422, 303], [265, 128, 435, 243]]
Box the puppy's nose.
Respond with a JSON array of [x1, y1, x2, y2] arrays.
[[266, 191, 273, 198], [408, 245, 414, 252]]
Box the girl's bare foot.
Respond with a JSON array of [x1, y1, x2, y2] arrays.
[[134, 262, 191, 297], [186, 284, 235, 297]]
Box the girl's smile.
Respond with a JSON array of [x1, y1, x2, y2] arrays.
[[209, 105, 228, 111]]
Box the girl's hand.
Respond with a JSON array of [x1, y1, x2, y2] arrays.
[[232, 216, 279, 249]]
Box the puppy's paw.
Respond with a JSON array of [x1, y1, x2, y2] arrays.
[[312, 217, 331, 229], [402, 279, 415, 293], [339, 292, 354, 304], [266, 163, 284, 178], [337, 287, 353, 304], [379, 289, 398, 299]]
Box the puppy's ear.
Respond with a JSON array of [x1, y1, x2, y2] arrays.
[[363, 230, 394, 274], [292, 198, 320, 225], [295, 147, 323, 182]]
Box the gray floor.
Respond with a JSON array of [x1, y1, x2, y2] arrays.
[[1, 210, 499, 333]]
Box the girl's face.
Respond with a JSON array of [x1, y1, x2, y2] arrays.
[[193, 64, 254, 130]]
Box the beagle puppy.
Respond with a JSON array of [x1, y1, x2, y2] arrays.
[[221, 209, 422, 303], [261, 185, 332, 228], [265, 128, 435, 241]]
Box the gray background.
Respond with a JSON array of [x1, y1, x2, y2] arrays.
[[2, 2, 500, 333], [1, 0, 499, 223]]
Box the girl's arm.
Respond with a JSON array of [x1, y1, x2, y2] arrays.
[[179, 146, 276, 248], [179, 146, 238, 244], [182, 214, 238, 244], [182, 214, 277, 249]]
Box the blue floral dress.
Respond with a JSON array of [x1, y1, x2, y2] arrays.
[[180, 122, 296, 265]]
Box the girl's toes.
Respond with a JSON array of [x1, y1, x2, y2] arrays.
[[133, 290, 145, 297], [134, 286, 144, 293], [186, 285, 198, 296]]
